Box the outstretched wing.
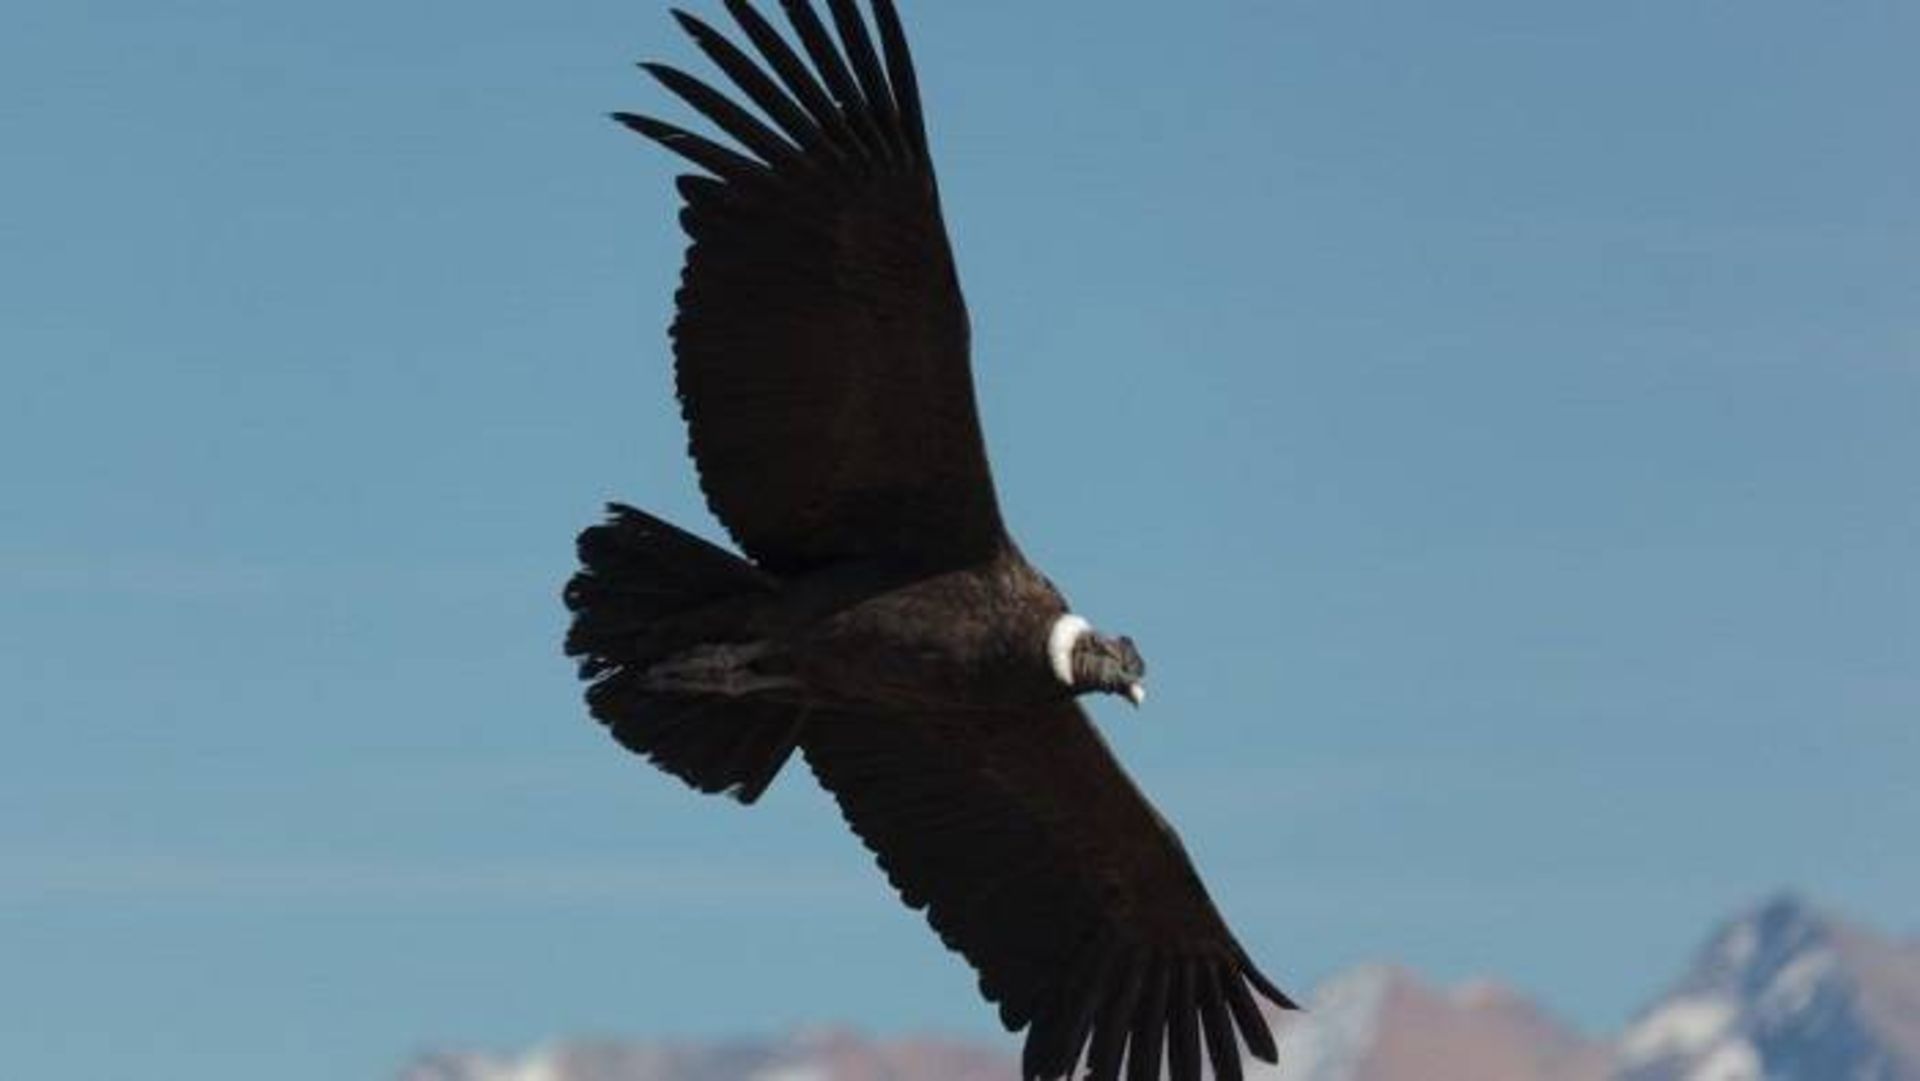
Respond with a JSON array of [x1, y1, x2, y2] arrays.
[[802, 704, 1296, 1081], [616, 0, 1003, 576]]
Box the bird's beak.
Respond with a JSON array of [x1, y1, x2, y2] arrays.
[[1125, 682, 1147, 707]]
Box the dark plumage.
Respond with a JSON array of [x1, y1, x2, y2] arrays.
[[563, 3, 1296, 1078]]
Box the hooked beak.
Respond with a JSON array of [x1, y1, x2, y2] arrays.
[[1125, 682, 1147, 707]]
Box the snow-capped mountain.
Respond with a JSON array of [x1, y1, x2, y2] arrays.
[[1617, 894, 1920, 1081], [401, 895, 1919, 1081]]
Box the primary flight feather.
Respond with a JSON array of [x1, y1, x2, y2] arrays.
[[563, 3, 1296, 1078]]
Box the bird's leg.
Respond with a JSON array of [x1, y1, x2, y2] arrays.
[[640, 641, 797, 697]]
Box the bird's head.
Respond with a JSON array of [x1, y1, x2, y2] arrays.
[[1048, 614, 1147, 706]]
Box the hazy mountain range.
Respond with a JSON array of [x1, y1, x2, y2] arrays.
[[401, 894, 1919, 1081]]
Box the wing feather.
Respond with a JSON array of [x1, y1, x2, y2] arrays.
[[614, 111, 767, 182], [670, 9, 824, 153], [823, 0, 901, 156], [641, 61, 804, 168], [607, 5, 1285, 1075], [1167, 960, 1203, 1081], [616, 0, 1001, 574], [778, 0, 890, 158], [1223, 965, 1281, 1063], [1128, 963, 1170, 1081], [869, 0, 928, 161], [723, 0, 855, 148], [1200, 965, 1245, 1081], [802, 703, 1293, 1080], [1086, 956, 1145, 1081]]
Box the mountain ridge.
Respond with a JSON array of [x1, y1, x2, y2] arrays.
[[401, 893, 1919, 1081]]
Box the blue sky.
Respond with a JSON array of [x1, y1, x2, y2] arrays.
[[3, 1, 1915, 1078]]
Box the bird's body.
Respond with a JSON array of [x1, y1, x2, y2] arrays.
[[628, 541, 1070, 713], [564, 3, 1295, 1078], [784, 555, 1071, 712]]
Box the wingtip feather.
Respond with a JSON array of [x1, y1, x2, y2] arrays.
[[1222, 972, 1281, 1064], [1246, 964, 1299, 1011]]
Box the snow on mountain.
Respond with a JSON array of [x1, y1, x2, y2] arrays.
[[1617, 893, 1920, 1081], [399, 968, 1600, 1081], [1258, 964, 1399, 1081], [399, 1029, 1010, 1081], [400, 895, 1919, 1081]]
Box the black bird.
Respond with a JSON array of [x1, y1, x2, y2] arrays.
[[563, 2, 1297, 1078]]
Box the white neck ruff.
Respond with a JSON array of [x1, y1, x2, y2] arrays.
[[1047, 614, 1092, 687]]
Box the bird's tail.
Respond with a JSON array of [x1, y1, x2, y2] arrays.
[[563, 503, 803, 804]]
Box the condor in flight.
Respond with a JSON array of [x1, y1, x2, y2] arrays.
[[564, 2, 1295, 1078]]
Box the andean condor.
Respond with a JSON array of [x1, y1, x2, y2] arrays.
[[563, 2, 1297, 1078]]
